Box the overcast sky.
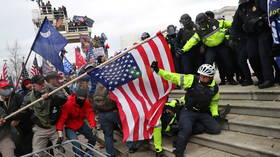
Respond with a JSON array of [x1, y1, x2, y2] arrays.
[[0, 0, 237, 69]]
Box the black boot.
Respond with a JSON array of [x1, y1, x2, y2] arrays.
[[228, 79, 238, 85], [219, 80, 226, 85], [258, 80, 274, 89], [241, 79, 254, 86], [156, 151, 164, 157]]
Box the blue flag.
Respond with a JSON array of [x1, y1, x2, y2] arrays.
[[31, 17, 68, 73], [63, 57, 73, 75], [88, 53, 141, 90]]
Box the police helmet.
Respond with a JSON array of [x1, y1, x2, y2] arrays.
[[179, 14, 192, 24], [205, 11, 215, 19], [197, 64, 216, 77], [167, 25, 176, 36], [195, 13, 209, 28]]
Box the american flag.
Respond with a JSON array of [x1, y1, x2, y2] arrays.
[[1, 63, 8, 80], [90, 32, 174, 141], [22, 62, 30, 79], [31, 56, 40, 76]]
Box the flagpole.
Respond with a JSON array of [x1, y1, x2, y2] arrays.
[[14, 49, 33, 90], [4, 29, 167, 120], [13, 17, 49, 90]]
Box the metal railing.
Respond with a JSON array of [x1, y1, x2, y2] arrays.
[[21, 140, 107, 157]]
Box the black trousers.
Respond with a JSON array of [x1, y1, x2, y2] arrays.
[[174, 109, 221, 157], [235, 39, 252, 81], [181, 50, 204, 75], [204, 44, 235, 80], [246, 30, 274, 81]]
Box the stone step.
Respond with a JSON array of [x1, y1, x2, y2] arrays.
[[224, 114, 280, 138], [191, 131, 280, 157], [169, 85, 280, 101], [219, 100, 280, 118], [154, 136, 241, 157], [96, 130, 240, 157]]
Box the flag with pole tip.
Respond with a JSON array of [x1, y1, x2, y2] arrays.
[[31, 17, 68, 73]]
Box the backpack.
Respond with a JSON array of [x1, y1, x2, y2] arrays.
[[93, 83, 117, 112]]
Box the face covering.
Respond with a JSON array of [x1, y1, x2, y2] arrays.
[[76, 97, 86, 107]]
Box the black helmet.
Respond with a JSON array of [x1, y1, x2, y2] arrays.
[[167, 25, 176, 36], [179, 14, 192, 23], [179, 14, 194, 29], [205, 11, 215, 19], [141, 32, 150, 40], [195, 13, 209, 28]]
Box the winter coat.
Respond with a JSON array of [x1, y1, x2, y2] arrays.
[[92, 83, 117, 112], [0, 93, 23, 140], [56, 94, 96, 131]]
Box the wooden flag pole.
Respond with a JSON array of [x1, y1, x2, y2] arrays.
[[4, 30, 167, 120]]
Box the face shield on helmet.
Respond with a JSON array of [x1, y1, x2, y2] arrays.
[[195, 13, 209, 29], [167, 25, 176, 36], [179, 14, 194, 29]]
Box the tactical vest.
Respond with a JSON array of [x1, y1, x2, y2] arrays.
[[197, 19, 220, 39], [184, 76, 218, 113]]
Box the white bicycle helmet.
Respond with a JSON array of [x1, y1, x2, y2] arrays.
[[197, 64, 216, 77]]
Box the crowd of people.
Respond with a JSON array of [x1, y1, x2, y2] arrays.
[[0, 0, 280, 157]]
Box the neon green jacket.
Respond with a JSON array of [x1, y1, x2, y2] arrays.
[[157, 69, 220, 116], [182, 20, 232, 52]]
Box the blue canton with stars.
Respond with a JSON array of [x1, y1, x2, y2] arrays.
[[89, 53, 142, 91]]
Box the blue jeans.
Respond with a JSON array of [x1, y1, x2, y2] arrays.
[[174, 109, 221, 157], [65, 123, 96, 157], [99, 112, 120, 157]]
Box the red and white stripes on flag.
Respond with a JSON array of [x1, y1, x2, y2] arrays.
[[109, 32, 175, 142], [1, 63, 8, 80], [31, 64, 40, 76]]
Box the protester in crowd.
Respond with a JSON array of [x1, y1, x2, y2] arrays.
[[14, 78, 34, 156], [176, 14, 203, 74], [23, 75, 67, 156], [17, 78, 32, 96], [0, 80, 23, 157], [179, 13, 238, 85], [151, 62, 221, 157], [56, 88, 97, 156], [153, 97, 184, 157], [231, 0, 279, 88], [92, 57, 120, 157]]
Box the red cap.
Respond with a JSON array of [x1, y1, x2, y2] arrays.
[[0, 80, 11, 88]]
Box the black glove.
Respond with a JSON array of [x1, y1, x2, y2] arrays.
[[175, 48, 184, 55], [272, 44, 280, 57], [56, 137, 63, 145], [151, 61, 159, 73]]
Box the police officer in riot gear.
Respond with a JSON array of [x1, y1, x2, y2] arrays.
[[151, 62, 221, 157], [176, 14, 203, 74], [180, 13, 238, 85], [232, 0, 276, 88]]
